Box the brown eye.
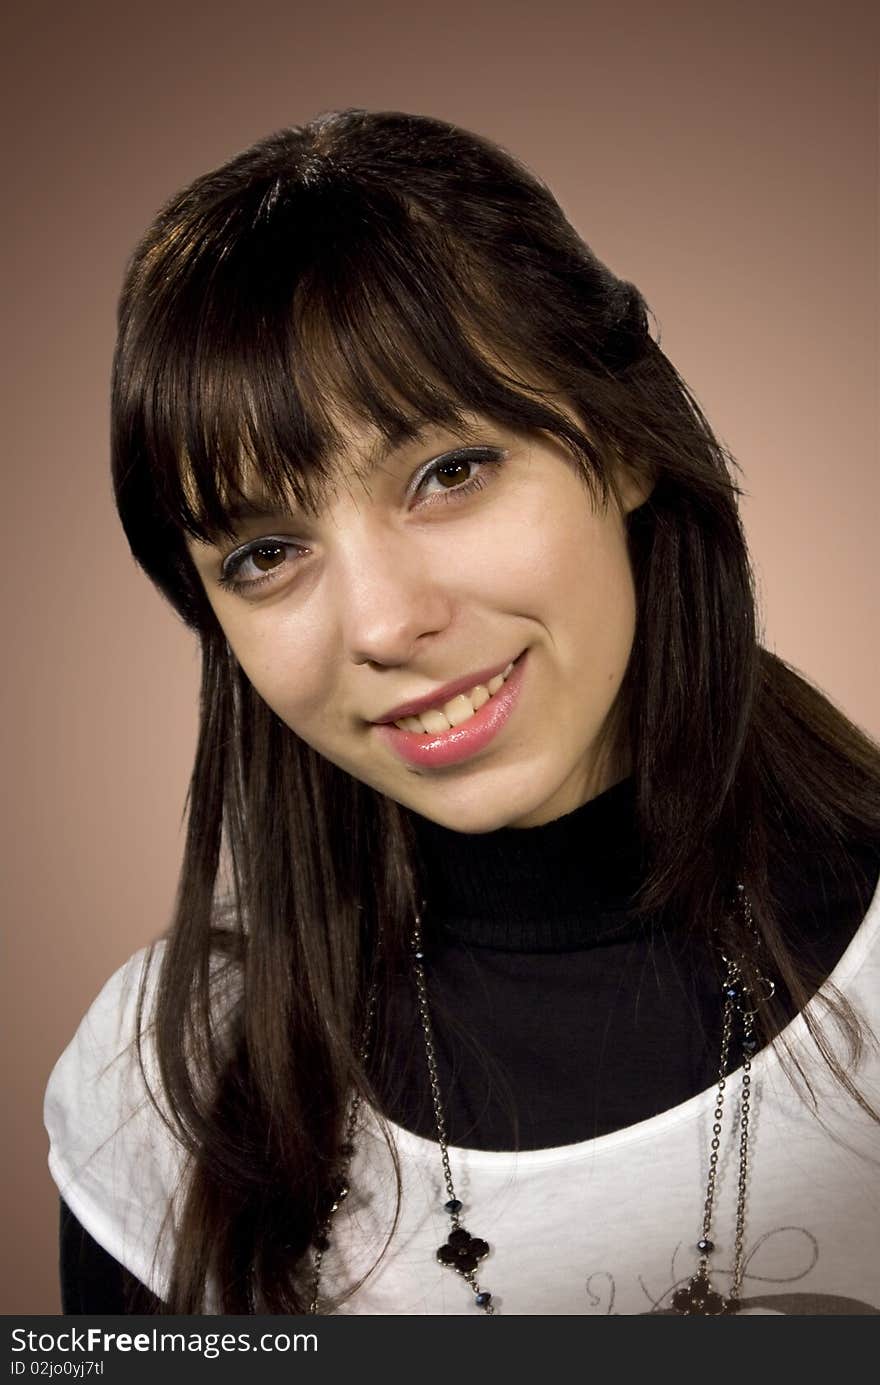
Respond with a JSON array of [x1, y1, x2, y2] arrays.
[[435, 459, 473, 489], [251, 543, 287, 572], [217, 538, 304, 593], [414, 447, 506, 507]]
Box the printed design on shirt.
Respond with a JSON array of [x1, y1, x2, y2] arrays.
[[583, 1225, 880, 1315]]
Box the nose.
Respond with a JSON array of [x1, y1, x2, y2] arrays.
[[335, 528, 455, 668]]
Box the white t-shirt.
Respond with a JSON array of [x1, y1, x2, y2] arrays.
[[44, 876, 880, 1315]]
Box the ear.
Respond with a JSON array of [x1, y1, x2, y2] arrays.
[[612, 457, 655, 515]]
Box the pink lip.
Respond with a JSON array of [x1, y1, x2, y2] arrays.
[[372, 651, 527, 769], [372, 655, 519, 725]]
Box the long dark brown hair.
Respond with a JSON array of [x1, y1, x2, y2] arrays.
[[109, 108, 880, 1313]]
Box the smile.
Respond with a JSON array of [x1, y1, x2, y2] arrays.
[[393, 661, 516, 733], [372, 652, 527, 770]]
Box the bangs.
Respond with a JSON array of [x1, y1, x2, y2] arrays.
[[119, 175, 605, 549]]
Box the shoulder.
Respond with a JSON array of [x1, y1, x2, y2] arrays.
[[44, 943, 166, 1138], [832, 856, 880, 1021], [43, 942, 184, 1300]]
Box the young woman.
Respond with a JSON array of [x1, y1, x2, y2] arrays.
[[45, 108, 880, 1316]]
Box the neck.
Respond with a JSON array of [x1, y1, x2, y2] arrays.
[[404, 774, 648, 952]]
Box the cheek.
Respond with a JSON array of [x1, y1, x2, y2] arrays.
[[569, 523, 638, 649], [223, 611, 340, 738], [569, 531, 638, 687], [475, 499, 635, 647]]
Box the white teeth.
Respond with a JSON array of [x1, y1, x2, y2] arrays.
[[443, 693, 477, 727], [418, 708, 451, 734], [393, 660, 516, 733]]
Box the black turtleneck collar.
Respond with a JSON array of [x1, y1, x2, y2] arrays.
[[404, 774, 649, 952]]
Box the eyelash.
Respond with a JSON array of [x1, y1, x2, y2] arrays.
[[215, 447, 505, 596]]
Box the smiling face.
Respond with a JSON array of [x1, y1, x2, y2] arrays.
[[185, 409, 651, 832]]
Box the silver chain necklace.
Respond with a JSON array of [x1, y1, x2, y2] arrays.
[[308, 883, 773, 1316]]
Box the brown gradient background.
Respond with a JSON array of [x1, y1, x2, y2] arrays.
[[3, 0, 877, 1315]]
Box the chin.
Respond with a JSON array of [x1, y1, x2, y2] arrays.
[[401, 778, 558, 835], [415, 805, 517, 835]]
